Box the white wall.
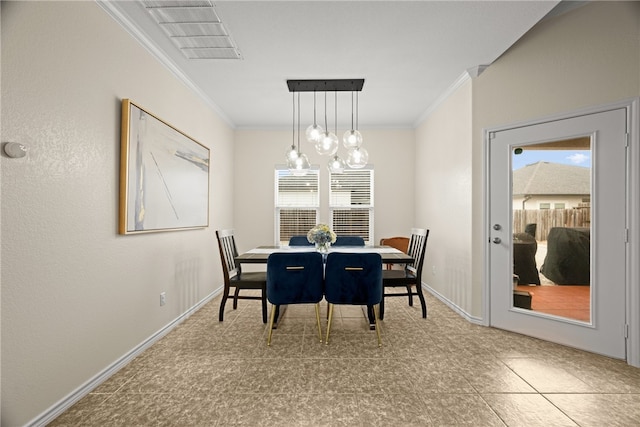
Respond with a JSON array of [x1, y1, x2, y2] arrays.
[[232, 129, 416, 251], [1, 2, 233, 425], [415, 79, 474, 315]]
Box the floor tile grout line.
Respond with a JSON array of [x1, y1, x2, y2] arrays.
[[49, 293, 640, 426]]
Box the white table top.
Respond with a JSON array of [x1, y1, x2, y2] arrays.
[[236, 245, 413, 264], [246, 246, 403, 254]]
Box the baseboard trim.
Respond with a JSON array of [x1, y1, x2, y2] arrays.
[[422, 282, 484, 325], [31, 282, 479, 426], [27, 289, 221, 427]]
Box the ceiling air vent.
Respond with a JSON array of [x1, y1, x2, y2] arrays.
[[142, 0, 242, 60]]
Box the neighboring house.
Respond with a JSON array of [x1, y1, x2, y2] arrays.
[[512, 161, 590, 210]]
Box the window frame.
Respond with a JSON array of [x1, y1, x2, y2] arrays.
[[328, 167, 374, 244], [274, 166, 320, 245]]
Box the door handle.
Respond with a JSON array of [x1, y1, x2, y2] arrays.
[[492, 237, 502, 244]]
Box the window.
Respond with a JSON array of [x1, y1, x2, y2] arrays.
[[539, 203, 550, 210], [554, 203, 565, 209], [329, 168, 374, 244], [275, 167, 319, 244]]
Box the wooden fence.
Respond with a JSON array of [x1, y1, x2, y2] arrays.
[[513, 206, 590, 242]]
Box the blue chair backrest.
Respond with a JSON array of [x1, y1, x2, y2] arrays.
[[324, 252, 382, 305], [266, 252, 324, 305], [288, 235, 314, 246], [333, 236, 365, 246]]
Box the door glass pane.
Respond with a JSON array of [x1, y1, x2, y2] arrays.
[[511, 137, 591, 322]]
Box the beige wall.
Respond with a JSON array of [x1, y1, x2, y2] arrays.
[[2, 0, 640, 425], [414, 1, 640, 318], [470, 1, 640, 316], [475, 1, 640, 129], [232, 128, 416, 252], [1, 2, 233, 425], [415, 79, 474, 314]]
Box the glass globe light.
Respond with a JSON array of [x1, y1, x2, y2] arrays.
[[315, 131, 339, 156], [306, 124, 323, 143], [346, 147, 368, 169], [343, 129, 363, 149], [289, 152, 310, 176], [327, 155, 346, 174], [285, 144, 298, 163]]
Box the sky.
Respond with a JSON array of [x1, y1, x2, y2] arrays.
[[512, 149, 591, 170]]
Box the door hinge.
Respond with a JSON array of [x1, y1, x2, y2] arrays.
[[624, 324, 629, 339], [626, 228, 629, 243], [625, 132, 630, 147]]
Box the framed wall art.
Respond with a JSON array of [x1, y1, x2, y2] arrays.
[[119, 99, 210, 234]]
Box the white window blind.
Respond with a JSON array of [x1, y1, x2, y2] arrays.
[[275, 168, 319, 244], [329, 169, 374, 243]]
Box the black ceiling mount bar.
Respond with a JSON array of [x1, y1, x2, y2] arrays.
[[287, 79, 365, 92]]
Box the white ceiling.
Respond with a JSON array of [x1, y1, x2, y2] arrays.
[[103, 1, 565, 130]]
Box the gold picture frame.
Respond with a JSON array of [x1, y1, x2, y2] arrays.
[[119, 99, 210, 234]]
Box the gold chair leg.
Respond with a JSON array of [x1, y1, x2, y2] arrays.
[[267, 304, 277, 346], [314, 303, 323, 343], [373, 304, 382, 347], [325, 304, 334, 345]]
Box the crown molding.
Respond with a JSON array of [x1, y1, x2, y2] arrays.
[[96, 1, 235, 128], [414, 65, 489, 127]]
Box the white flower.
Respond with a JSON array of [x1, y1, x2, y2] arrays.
[[307, 224, 337, 245]]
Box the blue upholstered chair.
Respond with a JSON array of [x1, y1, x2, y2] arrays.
[[266, 252, 324, 345], [288, 235, 314, 246], [324, 252, 383, 346], [380, 228, 429, 320], [333, 236, 365, 246]]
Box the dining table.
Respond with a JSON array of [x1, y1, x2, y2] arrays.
[[236, 244, 414, 263], [235, 245, 414, 329]]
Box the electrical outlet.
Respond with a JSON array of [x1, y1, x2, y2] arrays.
[[432, 265, 436, 275], [160, 292, 166, 306]]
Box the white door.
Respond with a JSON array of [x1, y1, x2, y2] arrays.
[[488, 108, 627, 359]]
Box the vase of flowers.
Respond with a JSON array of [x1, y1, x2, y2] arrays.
[[307, 224, 337, 253]]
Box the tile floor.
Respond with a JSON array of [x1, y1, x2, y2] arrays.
[[50, 291, 640, 426]]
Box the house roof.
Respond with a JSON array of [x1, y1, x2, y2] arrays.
[[513, 161, 590, 196]]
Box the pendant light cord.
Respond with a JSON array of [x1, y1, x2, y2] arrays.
[[351, 91, 355, 131], [297, 92, 301, 151], [334, 91, 338, 135], [356, 91, 359, 130], [323, 89, 328, 132], [313, 91, 317, 127]]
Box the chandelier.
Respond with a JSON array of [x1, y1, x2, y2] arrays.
[[285, 79, 368, 174]]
